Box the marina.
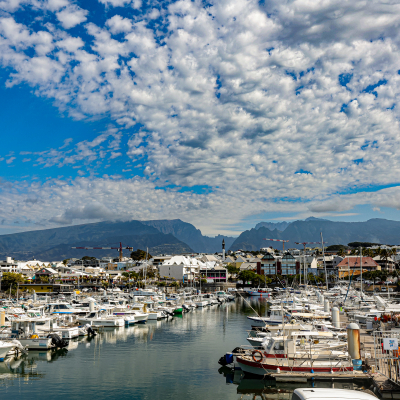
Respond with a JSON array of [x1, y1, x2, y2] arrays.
[[0, 285, 399, 399]]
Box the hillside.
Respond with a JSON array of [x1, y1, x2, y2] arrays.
[[141, 219, 236, 253], [255, 221, 290, 231], [0, 221, 192, 261]]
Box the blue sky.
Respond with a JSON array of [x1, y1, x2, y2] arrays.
[[1, 0, 400, 237]]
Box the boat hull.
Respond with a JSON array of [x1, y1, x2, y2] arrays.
[[18, 338, 53, 350], [236, 356, 353, 376], [247, 317, 282, 326], [0, 345, 14, 361], [249, 292, 271, 297]]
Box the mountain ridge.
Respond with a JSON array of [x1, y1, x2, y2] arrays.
[[230, 218, 400, 251]]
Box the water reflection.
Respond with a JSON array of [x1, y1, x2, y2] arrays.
[[219, 366, 373, 399], [1, 299, 374, 400]]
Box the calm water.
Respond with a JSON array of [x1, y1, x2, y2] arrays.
[[1, 299, 370, 399]]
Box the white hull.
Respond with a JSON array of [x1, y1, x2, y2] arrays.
[[147, 312, 163, 320], [195, 301, 209, 307], [79, 318, 125, 327], [18, 338, 53, 350], [134, 314, 149, 323], [0, 345, 14, 361], [123, 316, 136, 325]]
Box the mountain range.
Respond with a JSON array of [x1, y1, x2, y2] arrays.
[[0, 219, 234, 261], [230, 218, 400, 251], [1, 217, 400, 261]]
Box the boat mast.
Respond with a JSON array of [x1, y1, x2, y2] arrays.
[[144, 247, 148, 288], [360, 246, 363, 299], [321, 232, 328, 291]]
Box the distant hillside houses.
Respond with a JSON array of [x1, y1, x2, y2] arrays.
[[1, 240, 398, 286]]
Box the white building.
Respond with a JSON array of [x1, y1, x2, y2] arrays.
[[158, 256, 206, 281]]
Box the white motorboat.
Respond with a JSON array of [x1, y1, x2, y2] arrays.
[[195, 295, 209, 308], [32, 316, 80, 339], [0, 319, 54, 349], [132, 288, 159, 296], [0, 340, 17, 361], [248, 307, 290, 326], [78, 310, 125, 327], [201, 293, 219, 305], [44, 303, 87, 315]]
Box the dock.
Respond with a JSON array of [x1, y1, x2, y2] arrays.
[[268, 370, 370, 383]]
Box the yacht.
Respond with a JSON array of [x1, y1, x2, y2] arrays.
[[78, 310, 125, 327], [195, 295, 209, 308]]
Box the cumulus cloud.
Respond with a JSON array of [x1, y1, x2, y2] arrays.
[[56, 5, 88, 29], [1, 0, 400, 233]]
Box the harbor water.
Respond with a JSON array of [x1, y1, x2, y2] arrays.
[[0, 299, 371, 399]]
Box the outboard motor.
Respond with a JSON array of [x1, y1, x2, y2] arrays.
[[47, 333, 69, 349], [85, 324, 97, 336]]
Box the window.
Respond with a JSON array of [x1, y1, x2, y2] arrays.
[[274, 341, 284, 351]]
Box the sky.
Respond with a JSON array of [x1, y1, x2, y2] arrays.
[[1, 0, 400, 237]]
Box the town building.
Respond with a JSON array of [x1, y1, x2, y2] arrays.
[[336, 256, 380, 278], [200, 266, 227, 283], [258, 253, 300, 276], [373, 256, 396, 272]]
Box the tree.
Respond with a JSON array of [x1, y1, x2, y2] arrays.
[[1, 272, 24, 291], [338, 248, 345, 257], [82, 256, 96, 261], [62, 259, 69, 266], [130, 249, 152, 260], [226, 264, 240, 281], [238, 270, 257, 284]]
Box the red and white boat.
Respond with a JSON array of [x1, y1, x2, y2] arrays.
[[248, 288, 272, 297], [236, 334, 353, 376]]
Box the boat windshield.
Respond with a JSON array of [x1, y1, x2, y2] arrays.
[[266, 340, 274, 352]]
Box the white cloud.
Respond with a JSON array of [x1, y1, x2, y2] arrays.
[[1, 0, 400, 233], [106, 15, 132, 34], [98, 0, 131, 7], [6, 157, 15, 164], [56, 5, 88, 29]]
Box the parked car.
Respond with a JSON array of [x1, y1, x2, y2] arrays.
[[384, 281, 394, 285]]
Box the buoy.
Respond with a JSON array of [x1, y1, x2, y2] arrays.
[[276, 367, 280, 374], [89, 300, 95, 312], [310, 369, 314, 374]]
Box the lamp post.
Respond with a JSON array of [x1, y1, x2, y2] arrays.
[[0, 271, 2, 294]]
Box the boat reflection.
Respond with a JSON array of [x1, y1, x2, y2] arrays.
[[218, 366, 371, 399], [0, 348, 71, 384]]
